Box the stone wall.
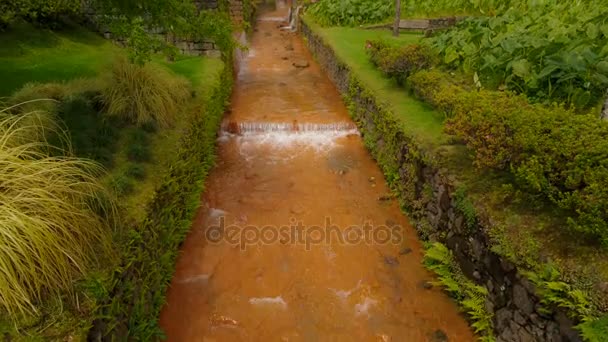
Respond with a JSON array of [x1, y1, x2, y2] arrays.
[[301, 20, 583, 342]]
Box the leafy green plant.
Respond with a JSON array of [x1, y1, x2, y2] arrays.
[[454, 186, 476, 229], [0, 109, 116, 317], [424, 242, 495, 340], [100, 57, 190, 128], [108, 172, 135, 196], [56, 93, 119, 166], [0, 0, 82, 28], [308, 0, 394, 27], [408, 68, 608, 246], [429, 0, 608, 109], [125, 163, 146, 180], [126, 129, 151, 162], [578, 314, 608, 342], [525, 264, 607, 342]]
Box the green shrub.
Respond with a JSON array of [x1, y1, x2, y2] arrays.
[[126, 129, 151, 162], [0, 0, 81, 28], [408, 69, 608, 245], [109, 173, 135, 196], [366, 40, 437, 85], [100, 58, 190, 128], [56, 94, 119, 166], [0, 109, 115, 317], [10, 79, 103, 112], [308, 0, 394, 27], [125, 163, 146, 180]]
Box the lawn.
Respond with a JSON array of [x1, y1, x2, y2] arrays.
[[0, 22, 120, 97], [304, 17, 447, 147]]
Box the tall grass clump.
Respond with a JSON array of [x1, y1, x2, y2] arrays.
[[101, 58, 190, 128], [0, 108, 116, 317]]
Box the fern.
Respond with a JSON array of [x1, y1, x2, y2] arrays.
[[525, 264, 605, 342], [424, 242, 495, 341], [577, 315, 608, 342]]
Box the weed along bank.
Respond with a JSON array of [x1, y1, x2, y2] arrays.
[[1, 0, 608, 341]]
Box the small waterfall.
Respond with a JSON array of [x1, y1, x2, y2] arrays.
[[221, 121, 358, 135]]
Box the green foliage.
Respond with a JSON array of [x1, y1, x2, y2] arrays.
[[526, 265, 594, 318], [429, 0, 608, 109], [94, 58, 233, 340], [0, 109, 116, 317], [109, 172, 135, 196], [578, 314, 608, 342], [0, 0, 81, 28], [126, 129, 151, 162], [423, 242, 495, 340], [101, 57, 191, 128], [525, 265, 608, 341], [366, 39, 437, 85], [125, 163, 146, 180], [308, 0, 394, 27], [407, 69, 608, 246], [56, 93, 119, 166], [93, 0, 235, 63], [454, 186, 476, 229]]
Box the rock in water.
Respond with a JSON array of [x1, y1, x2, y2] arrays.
[[430, 329, 448, 342], [292, 60, 309, 68]]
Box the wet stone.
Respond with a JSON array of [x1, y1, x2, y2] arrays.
[[419, 280, 433, 290], [383, 256, 399, 266], [378, 194, 393, 202], [399, 247, 412, 255], [290, 204, 305, 215], [430, 329, 448, 342], [292, 60, 310, 68]]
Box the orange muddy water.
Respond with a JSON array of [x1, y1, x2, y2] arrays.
[[159, 2, 475, 341]]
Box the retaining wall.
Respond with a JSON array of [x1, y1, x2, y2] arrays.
[[301, 20, 582, 342]]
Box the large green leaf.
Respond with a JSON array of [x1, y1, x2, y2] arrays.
[[512, 59, 532, 78]]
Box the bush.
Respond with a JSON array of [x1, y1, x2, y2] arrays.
[[308, 0, 394, 27], [10, 79, 103, 112], [108, 172, 134, 196], [126, 129, 151, 162], [367, 40, 437, 85], [57, 94, 119, 166], [0, 0, 81, 28], [125, 163, 146, 180], [408, 69, 608, 245], [0, 109, 115, 316], [100, 58, 190, 128]]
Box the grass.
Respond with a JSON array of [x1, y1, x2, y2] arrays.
[[303, 15, 608, 314], [0, 22, 120, 97], [0, 110, 116, 317], [101, 57, 191, 128], [108, 56, 225, 223], [304, 17, 446, 147]]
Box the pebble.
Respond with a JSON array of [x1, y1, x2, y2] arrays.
[[419, 280, 433, 290], [399, 247, 412, 255], [430, 329, 448, 342]]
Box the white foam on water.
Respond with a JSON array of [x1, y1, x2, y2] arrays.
[[354, 297, 377, 317], [331, 280, 362, 300], [249, 296, 287, 309], [208, 208, 227, 220]]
